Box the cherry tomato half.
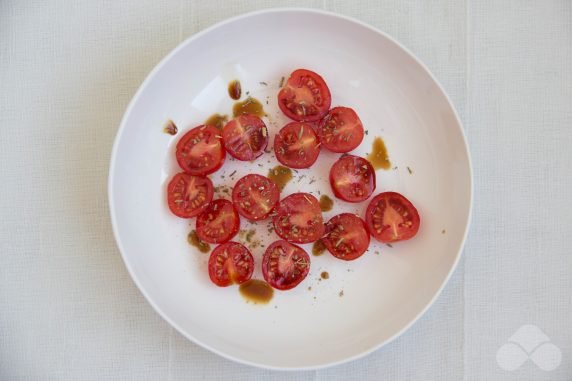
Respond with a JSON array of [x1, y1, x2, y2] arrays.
[[318, 107, 364, 153], [166, 172, 214, 218], [323, 213, 370, 261], [176, 125, 225, 175], [222, 114, 268, 161], [262, 240, 310, 290], [329, 155, 376, 203], [232, 174, 280, 221], [208, 242, 254, 287], [365, 192, 420, 243], [196, 199, 240, 244], [273, 193, 324, 244], [274, 122, 320, 169], [278, 69, 332, 122]]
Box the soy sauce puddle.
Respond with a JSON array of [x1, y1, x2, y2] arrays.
[[367, 137, 391, 170], [319, 195, 333, 212], [239, 279, 274, 304], [204, 113, 228, 129], [268, 165, 292, 191], [233, 97, 265, 117]]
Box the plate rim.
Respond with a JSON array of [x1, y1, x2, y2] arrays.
[[108, 7, 474, 371]]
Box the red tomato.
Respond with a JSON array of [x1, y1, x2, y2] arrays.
[[208, 242, 254, 287], [272, 193, 324, 244], [277, 69, 331, 122], [166, 173, 214, 218], [274, 122, 321, 169], [232, 174, 280, 221], [262, 240, 310, 290], [329, 155, 376, 202], [365, 192, 420, 243], [318, 107, 364, 153], [222, 114, 269, 161], [176, 125, 225, 175], [323, 213, 370, 260], [196, 199, 240, 244]]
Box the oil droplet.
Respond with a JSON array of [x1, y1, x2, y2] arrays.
[[367, 137, 391, 170], [187, 230, 210, 253], [320, 271, 329, 280], [233, 97, 265, 117], [312, 239, 327, 256], [163, 120, 178, 135], [319, 195, 333, 212], [228, 80, 241, 100], [239, 279, 274, 304], [204, 113, 228, 130], [268, 165, 293, 191]]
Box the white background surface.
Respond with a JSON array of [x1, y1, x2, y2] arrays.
[[0, 1, 570, 380]]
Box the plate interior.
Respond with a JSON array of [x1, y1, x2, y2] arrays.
[[110, 10, 472, 369]]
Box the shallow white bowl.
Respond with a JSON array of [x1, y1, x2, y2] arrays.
[[109, 8, 472, 370]]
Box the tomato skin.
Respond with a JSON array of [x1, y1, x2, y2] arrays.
[[222, 115, 269, 161], [176, 125, 225, 175], [196, 199, 240, 244], [365, 192, 420, 243], [329, 155, 376, 203], [208, 242, 254, 287], [318, 107, 364, 153], [323, 213, 370, 261], [262, 240, 310, 290], [274, 122, 321, 169], [232, 174, 280, 221], [277, 69, 331, 122], [166, 173, 214, 218], [272, 193, 324, 244]]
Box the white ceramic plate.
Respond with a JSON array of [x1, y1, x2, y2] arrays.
[[109, 8, 472, 370]]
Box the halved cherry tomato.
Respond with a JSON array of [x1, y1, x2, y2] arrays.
[[318, 107, 364, 153], [329, 155, 376, 203], [365, 192, 420, 243], [274, 122, 320, 169], [277, 69, 331, 122], [208, 242, 254, 287], [176, 125, 225, 175], [273, 193, 324, 244], [222, 114, 268, 161], [232, 174, 280, 221], [323, 213, 370, 261], [262, 240, 310, 290], [196, 199, 240, 244], [166, 172, 214, 218]]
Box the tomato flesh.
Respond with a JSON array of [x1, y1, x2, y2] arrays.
[[274, 122, 320, 169], [318, 107, 364, 153], [196, 199, 240, 244], [176, 125, 225, 175], [365, 192, 420, 243], [262, 240, 310, 290], [277, 69, 331, 122], [273, 193, 324, 244], [208, 242, 254, 287], [222, 114, 268, 161], [323, 213, 370, 260], [232, 174, 280, 221], [166, 173, 214, 218], [329, 155, 376, 203]]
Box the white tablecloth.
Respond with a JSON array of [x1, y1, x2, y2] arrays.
[[1, 1, 571, 380]]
